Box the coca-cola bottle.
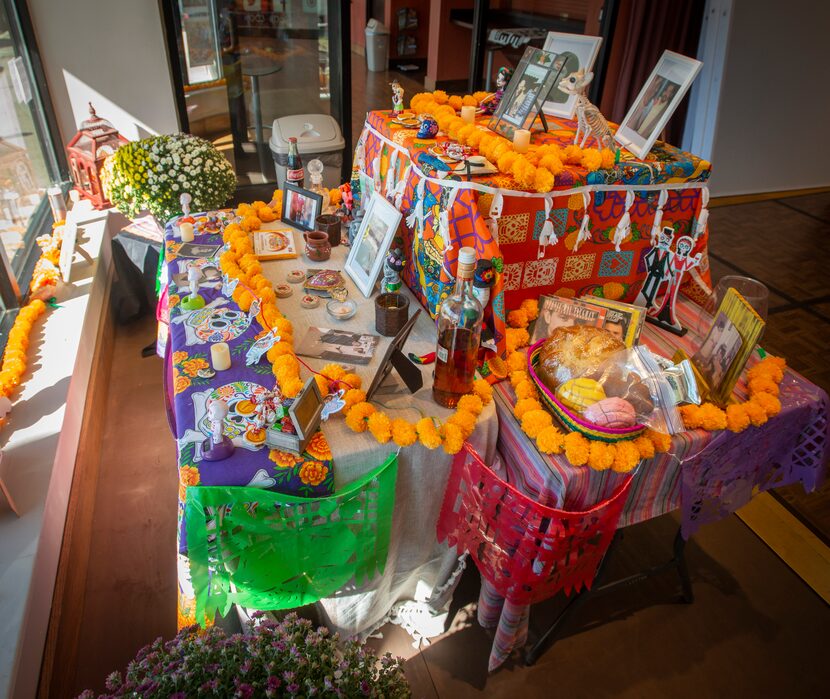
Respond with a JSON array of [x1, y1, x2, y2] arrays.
[[286, 137, 304, 188], [432, 247, 484, 408]]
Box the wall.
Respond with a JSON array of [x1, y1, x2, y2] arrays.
[[707, 0, 830, 195], [351, 0, 367, 51], [426, 0, 474, 89], [26, 0, 179, 145]]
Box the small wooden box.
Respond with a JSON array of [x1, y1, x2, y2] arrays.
[[265, 377, 324, 454]]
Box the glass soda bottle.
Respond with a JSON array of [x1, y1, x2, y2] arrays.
[[286, 137, 304, 188], [432, 247, 483, 408]]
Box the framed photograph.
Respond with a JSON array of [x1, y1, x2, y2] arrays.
[[488, 46, 566, 139], [176, 242, 222, 259], [281, 182, 323, 232], [344, 193, 402, 297], [366, 308, 423, 401], [542, 32, 603, 119], [692, 288, 765, 406], [615, 50, 702, 159]]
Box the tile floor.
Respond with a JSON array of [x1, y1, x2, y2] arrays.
[[62, 194, 830, 697]]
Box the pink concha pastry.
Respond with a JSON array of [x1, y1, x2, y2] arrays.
[[582, 397, 637, 429]]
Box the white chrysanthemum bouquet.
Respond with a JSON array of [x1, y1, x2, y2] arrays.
[[102, 133, 236, 222]]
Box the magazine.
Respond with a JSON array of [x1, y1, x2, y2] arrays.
[[581, 297, 645, 348], [253, 229, 298, 260], [532, 294, 607, 343]]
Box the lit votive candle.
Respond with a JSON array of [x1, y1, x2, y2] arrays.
[[513, 129, 531, 154], [179, 222, 195, 242], [211, 342, 231, 371], [460, 105, 476, 124]]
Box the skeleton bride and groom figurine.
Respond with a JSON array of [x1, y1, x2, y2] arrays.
[[635, 226, 702, 335]]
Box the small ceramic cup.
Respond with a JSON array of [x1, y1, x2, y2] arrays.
[[316, 213, 341, 246], [303, 230, 331, 261], [375, 293, 410, 336]]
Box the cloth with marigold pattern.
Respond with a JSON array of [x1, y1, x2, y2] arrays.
[[160, 214, 335, 538], [185, 452, 398, 624]]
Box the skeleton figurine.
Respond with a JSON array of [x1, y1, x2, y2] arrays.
[[391, 79, 405, 116], [383, 248, 405, 293], [180, 263, 206, 310], [481, 67, 513, 115], [472, 259, 495, 309], [557, 70, 615, 150], [252, 387, 281, 430], [202, 399, 234, 461]]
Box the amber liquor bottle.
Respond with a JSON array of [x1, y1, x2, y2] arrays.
[[433, 247, 483, 408], [286, 137, 304, 188]]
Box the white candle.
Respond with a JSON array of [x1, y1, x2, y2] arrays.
[[513, 129, 531, 154], [460, 105, 476, 124], [179, 222, 194, 242], [211, 342, 231, 371]]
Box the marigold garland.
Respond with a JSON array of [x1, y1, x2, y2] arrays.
[[679, 355, 785, 434], [219, 196, 497, 455], [408, 91, 615, 191], [0, 222, 65, 427]]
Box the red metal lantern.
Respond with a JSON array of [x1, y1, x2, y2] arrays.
[[66, 103, 128, 209]]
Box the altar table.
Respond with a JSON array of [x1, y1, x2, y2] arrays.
[[163, 213, 499, 638], [468, 299, 829, 669]]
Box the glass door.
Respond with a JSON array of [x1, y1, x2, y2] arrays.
[[165, 0, 351, 193]]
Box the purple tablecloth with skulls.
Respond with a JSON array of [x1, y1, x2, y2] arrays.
[[161, 213, 335, 523]]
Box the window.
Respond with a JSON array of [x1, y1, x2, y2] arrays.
[[0, 0, 66, 334]]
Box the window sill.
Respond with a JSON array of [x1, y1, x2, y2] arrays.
[[0, 202, 126, 699]]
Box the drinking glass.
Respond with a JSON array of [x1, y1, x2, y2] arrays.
[[696, 275, 769, 339]]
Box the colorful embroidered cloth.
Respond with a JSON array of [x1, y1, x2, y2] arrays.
[[480, 297, 829, 669], [185, 453, 398, 625], [360, 110, 714, 362]]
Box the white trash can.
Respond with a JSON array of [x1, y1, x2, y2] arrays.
[[269, 114, 345, 189], [365, 19, 390, 72]]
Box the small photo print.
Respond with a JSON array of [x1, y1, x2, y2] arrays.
[[503, 63, 547, 127], [354, 210, 388, 277], [696, 311, 743, 388], [172, 264, 221, 290], [296, 326, 380, 366], [176, 242, 222, 259]]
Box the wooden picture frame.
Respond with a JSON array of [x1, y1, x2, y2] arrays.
[[615, 50, 702, 159], [542, 32, 603, 119], [344, 193, 402, 298], [281, 182, 323, 233]]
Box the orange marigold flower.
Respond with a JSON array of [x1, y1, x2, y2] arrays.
[[440, 423, 465, 454], [751, 392, 782, 418], [726, 404, 750, 433], [447, 410, 477, 439], [748, 376, 779, 397], [514, 397, 542, 420], [457, 394, 484, 417], [473, 378, 493, 405], [602, 282, 626, 301], [343, 388, 367, 411], [587, 441, 614, 471], [367, 411, 392, 443], [507, 308, 529, 329], [633, 435, 655, 460], [416, 418, 442, 449], [514, 380, 538, 401], [507, 351, 527, 373], [537, 425, 565, 454], [174, 374, 191, 394], [182, 358, 209, 376], [743, 400, 768, 427], [173, 351, 188, 364], [391, 418, 417, 447], [645, 429, 672, 452], [521, 409, 552, 438], [519, 298, 539, 321], [345, 402, 375, 432], [299, 461, 329, 486], [563, 432, 589, 466], [612, 440, 640, 473]]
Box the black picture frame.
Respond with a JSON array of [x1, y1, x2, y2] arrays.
[[281, 183, 324, 233], [366, 308, 423, 401], [488, 46, 567, 139]]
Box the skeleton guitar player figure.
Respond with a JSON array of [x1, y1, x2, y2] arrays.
[[635, 227, 702, 335]]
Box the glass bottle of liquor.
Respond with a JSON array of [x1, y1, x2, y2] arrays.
[[307, 158, 330, 211], [433, 247, 483, 408], [286, 137, 304, 188]]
